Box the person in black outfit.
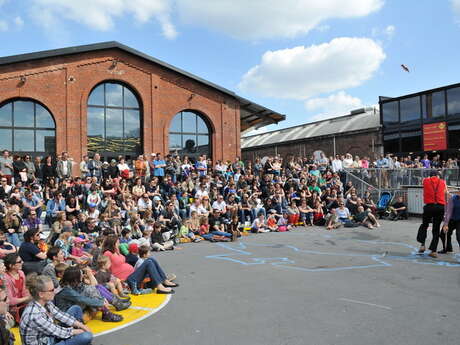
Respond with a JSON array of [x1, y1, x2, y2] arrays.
[[41, 155, 57, 182]]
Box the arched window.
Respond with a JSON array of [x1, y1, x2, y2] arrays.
[[87, 82, 141, 160], [0, 99, 55, 155], [169, 110, 211, 159]]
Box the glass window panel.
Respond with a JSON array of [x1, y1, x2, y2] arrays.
[[0, 129, 12, 150], [123, 87, 139, 108], [432, 91, 445, 119], [87, 107, 105, 138], [106, 83, 123, 107], [384, 138, 399, 154], [35, 104, 54, 128], [401, 131, 422, 153], [182, 112, 197, 133], [0, 103, 12, 126], [169, 134, 182, 151], [182, 134, 197, 152], [197, 135, 209, 147], [447, 87, 460, 120], [106, 109, 123, 153], [36, 130, 55, 152], [106, 109, 123, 139], [197, 116, 209, 134], [170, 114, 182, 133], [124, 110, 140, 138], [14, 101, 34, 127], [400, 96, 421, 125], [421, 94, 427, 120], [88, 84, 105, 106], [382, 101, 399, 130], [14, 130, 34, 151]]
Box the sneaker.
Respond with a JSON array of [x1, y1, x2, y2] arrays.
[[128, 279, 153, 295], [112, 296, 131, 311], [102, 311, 123, 322]]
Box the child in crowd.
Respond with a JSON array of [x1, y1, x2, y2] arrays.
[[126, 243, 139, 267], [251, 213, 269, 233], [95, 255, 130, 298], [277, 212, 292, 232], [71, 237, 93, 263], [266, 212, 278, 232], [151, 221, 174, 251], [134, 245, 150, 270]]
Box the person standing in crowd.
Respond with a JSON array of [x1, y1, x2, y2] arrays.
[[79, 155, 90, 178], [88, 153, 102, 182], [440, 189, 460, 254], [416, 170, 447, 258], [153, 153, 166, 181], [23, 155, 36, 183], [41, 155, 56, 182], [57, 152, 73, 181], [0, 150, 13, 185]]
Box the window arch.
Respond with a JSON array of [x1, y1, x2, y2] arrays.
[[87, 81, 142, 160], [0, 99, 56, 155], [169, 110, 211, 159]]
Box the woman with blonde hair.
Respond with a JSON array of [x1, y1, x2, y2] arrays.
[[3, 209, 22, 247]]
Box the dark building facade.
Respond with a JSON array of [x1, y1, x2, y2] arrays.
[[380, 82, 460, 157], [242, 107, 381, 161]]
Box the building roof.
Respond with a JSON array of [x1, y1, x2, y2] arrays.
[[241, 107, 380, 149], [0, 41, 285, 131]]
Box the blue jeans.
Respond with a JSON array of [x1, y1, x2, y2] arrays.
[[7, 233, 21, 247], [211, 230, 231, 238], [53, 306, 92, 345], [53, 332, 93, 345], [127, 257, 167, 287]]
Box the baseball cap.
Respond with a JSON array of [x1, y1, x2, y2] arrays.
[[73, 237, 86, 243], [128, 243, 139, 253], [88, 203, 97, 208]]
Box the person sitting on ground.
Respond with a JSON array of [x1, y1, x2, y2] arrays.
[[298, 199, 314, 226], [325, 208, 342, 231], [54, 266, 124, 323], [0, 231, 17, 259], [95, 255, 130, 299], [125, 243, 139, 267], [20, 273, 93, 345], [286, 200, 300, 226], [18, 229, 47, 275], [42, 247, 66, 289], [388, 196, 408, 220], [277, 212, 292, 232], [4, 253, 32, 324], [0, 281, 15, 345], [266, 211, 278, 231], [151, 221, 174, 251], [102, 234, 177, 295], [251, 213, 269, 233], [354, 206, 381, 229], [208, 209, 233, 238]]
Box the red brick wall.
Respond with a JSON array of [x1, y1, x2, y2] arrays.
[[0, 48, 241, 170]]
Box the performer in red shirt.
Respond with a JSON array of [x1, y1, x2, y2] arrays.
[[416, 170, 447, 258]]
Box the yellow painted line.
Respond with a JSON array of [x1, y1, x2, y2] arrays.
[[11, 293, 170, 344]]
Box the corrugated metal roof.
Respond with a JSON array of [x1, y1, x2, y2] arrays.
[[241, 109, 380, 149]]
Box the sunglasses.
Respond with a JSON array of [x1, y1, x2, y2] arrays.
[[0, 296, 6, 302], [41, 288, 55, 293], [15, 260, 23, 264]]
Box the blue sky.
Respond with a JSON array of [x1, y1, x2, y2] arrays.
[[1, 0, 459, 134]]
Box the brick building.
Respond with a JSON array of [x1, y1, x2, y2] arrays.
[[0, 41, 284, 168], [241, 107, 382, 161]]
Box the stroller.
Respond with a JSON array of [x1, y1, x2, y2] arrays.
[[376, 191, 393, 219]]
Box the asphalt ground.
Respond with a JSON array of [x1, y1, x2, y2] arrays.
[[96, 219, 460, 345]]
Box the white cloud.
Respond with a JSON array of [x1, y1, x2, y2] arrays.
[[176, 0, 383, 40], [453, 0, 460, 23], [384, 25, 395, 39], [31, 0, 177, 39], [0, 20, 8, 32], [239, 37, 386, 100], [14, 16, 24, 28], [305, 91, 364, 121]]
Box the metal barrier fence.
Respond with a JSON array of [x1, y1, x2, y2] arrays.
[[344, 168, 460, 190]]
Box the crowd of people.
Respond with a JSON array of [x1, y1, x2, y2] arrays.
[[0, 148, 455, 344]]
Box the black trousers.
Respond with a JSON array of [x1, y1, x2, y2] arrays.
[[416, 203, 445, 252], [439, 219, 460, 252]]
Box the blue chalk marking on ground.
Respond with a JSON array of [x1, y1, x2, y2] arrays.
[[206, 240, 460, 271]]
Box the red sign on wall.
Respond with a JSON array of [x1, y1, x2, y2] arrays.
[[423, 122, 447, 151]]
